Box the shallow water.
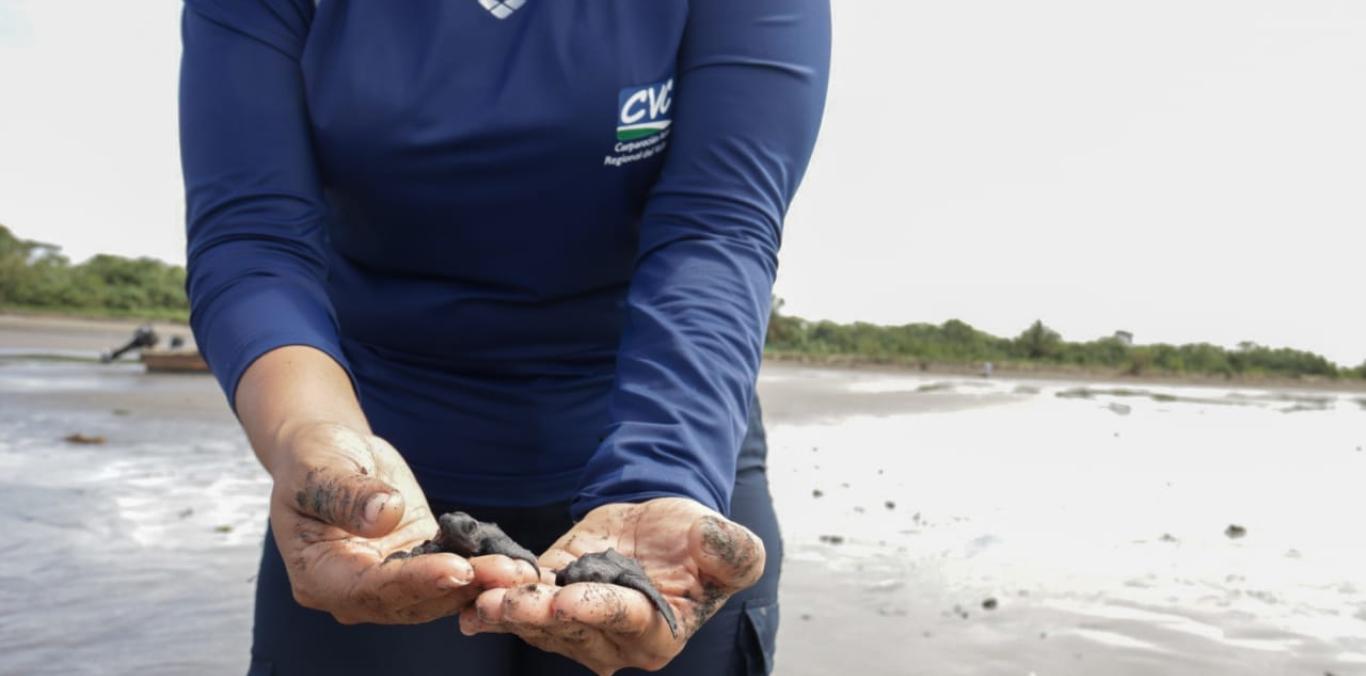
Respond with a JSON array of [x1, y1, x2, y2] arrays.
[[1, 359, 1363, 675], [0, 360, 263, 676]]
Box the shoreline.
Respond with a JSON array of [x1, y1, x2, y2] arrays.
[[0, 312, 196, 357], [2, 312, 1361, 394], [0, 310, 191, 336], [763, 351, 1366, 394]]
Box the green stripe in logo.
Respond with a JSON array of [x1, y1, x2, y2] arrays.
[[616, 121, 671, 142]]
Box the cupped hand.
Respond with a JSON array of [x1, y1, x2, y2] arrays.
[[269, 422, 538, 624], [459, 497, 765, 675]]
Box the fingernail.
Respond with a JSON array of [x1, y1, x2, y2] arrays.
[[363, 493, 391, 524], [437, 575, 469, 590], [450, 558, 474, 582]]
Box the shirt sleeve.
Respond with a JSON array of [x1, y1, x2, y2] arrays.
[[571, 0, 831, 519], [179, 0, 354, 407]]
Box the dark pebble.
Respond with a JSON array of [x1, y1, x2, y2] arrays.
[[1225, 524, 1247, 539], [982, 597, 998, 611], [63, 433, 105, 445], [812, 489, 824, 498], [819, 534, 845, 545], [885, 500, 896, 510]]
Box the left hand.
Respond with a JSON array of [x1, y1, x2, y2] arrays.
[[459, 497, 766, 675]]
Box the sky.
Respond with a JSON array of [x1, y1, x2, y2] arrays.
[[1, 0, 1364, 365]]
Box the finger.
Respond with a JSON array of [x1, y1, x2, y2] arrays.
[[469, 554, 540, 589], [552, 582, 657, 636], [474, 586, 510, 623], [375, 551, 476, 595], [305, 548, 473, 618], [289, 463, 405, 538], [691, 515, 765, 591], [537, 549, 577, 585], [539, 548, 578, 571], [500, 584, 561, 629], [459, 609, 507, 636], [389, 588, 480, 625]]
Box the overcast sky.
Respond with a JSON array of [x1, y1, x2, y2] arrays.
[[1, 1, 1363, 365]]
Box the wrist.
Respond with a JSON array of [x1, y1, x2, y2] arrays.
[[262, 418, 358, 478], [235, 345, 370, 476]]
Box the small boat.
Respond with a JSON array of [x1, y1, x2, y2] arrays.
[[141, 348, 210, 374]]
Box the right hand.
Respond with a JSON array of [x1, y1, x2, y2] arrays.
[[269, 421, 538, 624]]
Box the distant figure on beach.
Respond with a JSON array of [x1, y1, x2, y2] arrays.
[[982, 361, 994, 378], [179, 2, 829, 674]]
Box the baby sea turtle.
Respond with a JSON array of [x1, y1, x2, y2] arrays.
[[556, 548, 678, 638], [388, 511, 540, 576]]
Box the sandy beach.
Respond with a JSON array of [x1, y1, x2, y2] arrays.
[[1, 314, 1364, 675], [0, 313, 196, 358]]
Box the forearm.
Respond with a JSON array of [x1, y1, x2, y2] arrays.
[[235, 345, 369, 476], [575, 0, 829, 518]]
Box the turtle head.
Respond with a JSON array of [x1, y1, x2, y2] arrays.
[[436, 511, 486, 556]]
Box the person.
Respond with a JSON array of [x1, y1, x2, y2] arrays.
[[179, 1, 829, 674]]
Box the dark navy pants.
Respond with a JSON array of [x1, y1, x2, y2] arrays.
[[248, 401, 781, 675]]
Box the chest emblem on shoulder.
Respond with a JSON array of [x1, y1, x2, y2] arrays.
[[478, 0, 525, 20]]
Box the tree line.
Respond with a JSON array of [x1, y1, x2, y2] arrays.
[[2, 224, 1360, 379], [766, 300, 1366, 381], [0, 224, 188, 321]]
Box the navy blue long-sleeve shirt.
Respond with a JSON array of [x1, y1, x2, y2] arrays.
[[180, 0, 829, 518]]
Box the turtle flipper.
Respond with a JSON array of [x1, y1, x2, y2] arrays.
[[478, 532, 542, 578], [617, 569, 679, 638], [385, 538, 442, 562]]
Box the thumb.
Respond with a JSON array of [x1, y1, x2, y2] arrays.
[[289, 463, 406, 538], [690, 514, 766, 592]]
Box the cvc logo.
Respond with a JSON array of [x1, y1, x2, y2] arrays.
[[616, 78, 674, 142]]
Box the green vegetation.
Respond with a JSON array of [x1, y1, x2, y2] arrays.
[[2, 222, 1362, 381], [0, 224, 188, 321], [766, 300, 1366, 381]]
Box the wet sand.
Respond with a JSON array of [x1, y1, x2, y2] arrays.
[[769, 368, 1366, 675], [2, 316, 1364, 675]]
